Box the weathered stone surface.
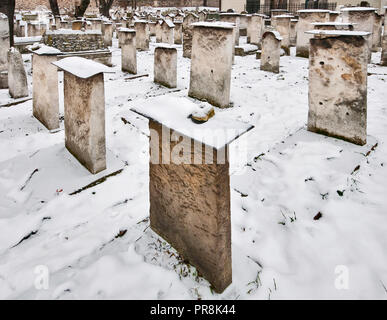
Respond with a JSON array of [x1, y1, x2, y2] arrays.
[[155, 21, 162, 43], [174, 21, 182, 44], [0, 13, 9, 78], [161, 21, 174, 45], [149, 120, 232, 293], [121, 29, 137, 74], [32, 53, 59, 130], [134, 21, 149, 51], [272, 15, 292, 55], [64, 72, 106, 174], [248, 14, 265, 45], [183, 13, 199, 58], [290, 19, 297, 46], [308, 35, 368, 145], [296, 10, 329, 58], [154, 45, 177, 88], [261, 31, 281, 73], [102, 23, 113, 47], [43, 30, 106, 52], [219, 13, 240, 46], [188, 24, 233, 108], [382, 14, 387, 66], [372, 13, 382, 51], [7, 48, 28, 99]]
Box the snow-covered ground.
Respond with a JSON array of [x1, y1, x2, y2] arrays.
[[0, 36, 386, 300]]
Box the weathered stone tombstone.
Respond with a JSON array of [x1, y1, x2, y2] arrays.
[[329, 11, 340, 22], [189, 22, 234, 108], [130, 95, 253, 293], [72, 20, 83, 30], [154, 44, 177, 88], [102, 22, 113, 47], [7, 48, 28, 99], [372, 13, 382, 52], [183, 12, 199, 58], [341, 7, 376, 60], [52, 57, 113, 174], [0, 13, 9, 89], [247, 14, 265, 45], [290, 18, 298, 46], [239, 14, 248, 36], [173, 21, 183, 44], [312, 22, 355, 31], [272, 15, 292, 55], [219, 13, 241, 46], [121, 28, 137, 74], [260, 30, 282, 73], [27, 22, 40, 37], [148, 21, 156, 36], [55, 15, 61, 29], [381, 8, 387, 66], [29, 44, 61, 130], [306, 30, 370, 145], [161, 20, 174, 45], [155, 20, 163, 43], [134, 20, 149, 51], [296, 9, 330, 58]]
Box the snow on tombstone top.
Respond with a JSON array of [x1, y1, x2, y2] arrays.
[[130, 95, 253, 150], [340, 7, 377, 12], [52, 57, 114, 79], [191, 21, 235, 29], [305, 30, 371, 37], [118, 28, 136, 33], [28, 43, 62, 55]]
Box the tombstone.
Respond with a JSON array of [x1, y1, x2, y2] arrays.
[[40, 24, 47, 36], [382, 11, 387, 66], [27, 22, 40, 37], [30, 44, 61, 130], [312, 22, 355, 31], [306, 30, 369, 146], [121, 28, 137, 74], [372, 13, 382, 52], [155, 20, 163, 43], [161, 20, 174, 45], [7, 48, 28, 99], [271, 9, 289, 17], [239, 14, 248, 36], [219, 13, 241, 46], [290, 19, 298, 46], [0, 13, 9, 89], [247, 14, 265, 45], [154, 45, 177, 88], [341, 7, 376, 60], [173, 21, 183, 44], [148, 21, 156, 36], [52, 57, 113, 174], [130, 95, 253, 293], [183, 13, 199, 58], [72, 20, 83, 30], [102, 22, 113, 47], [260, 31, 282, 73], [272, 15, 292, 55], [188, 22, 234, 108], [134, 20, 149, 51], [329, 11, 340, 22], [296, 9, 330, 58], [55, 16, 61, 29]]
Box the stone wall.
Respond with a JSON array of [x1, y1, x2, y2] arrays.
[[43, 30, 106, 52]]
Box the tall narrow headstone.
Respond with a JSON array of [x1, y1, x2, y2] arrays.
[[121, 28, 137, 74], [0, 13, 9, 89], [154, 45, 177, 88], [260, 30, 282, 73], [272, 15, 292, 55], [183, 13, 199, 58], [134, 20, 149, 51], [7, 48, 28, 99]]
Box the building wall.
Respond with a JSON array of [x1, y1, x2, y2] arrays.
[[221, 0, 245, 12]]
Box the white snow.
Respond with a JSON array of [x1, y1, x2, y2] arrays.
[[28, 43, 62, 56], [191, 21, 235, 29], [341, 7, 377, 12], [0, 33, 387, 300], [305, 30, 371, 37], [52, 57, 114, 78]]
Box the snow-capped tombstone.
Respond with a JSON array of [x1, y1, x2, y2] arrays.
[[52, 57, 113, 174], [290, 19, 298, 46], [161, 20, 174, 45], [134, 20, 149, 51], [7, 48, 28, 99], [219, 13, 241, 46], [154, 44, 177, 88], [155, 20, 163, 43], [382, 10, 387, 66], [183, 12, 199, 58], [29, 44, 61, 130], [102, 22, 113, 47], [173, 21, 182, 44], [306, 30, 370, 146], [121, 28, 137, 74], [341, 7, 376, 60], [0, 13, 9, 89], [188, 22, 234, 108], [372, 13, 382, 51], [272, 15, 293, 55], [148, 21, 156, 36], [130, 95, 253, 294], [296, 9, 330, 58], [261, 30, 282, 74], [247, 14, 265, 45]]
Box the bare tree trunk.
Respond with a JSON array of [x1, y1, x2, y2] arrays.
[[99, 0, 114, 17], [75, 0, 91, 18], [0, 0, 15, 47], [49, 0, 60, 16]]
